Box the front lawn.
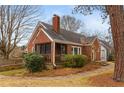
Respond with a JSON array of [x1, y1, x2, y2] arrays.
[[0, 76, 90, 87], [0, 62, 102, 77]]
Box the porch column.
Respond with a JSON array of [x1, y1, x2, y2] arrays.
[[51, 41, 56, 67]]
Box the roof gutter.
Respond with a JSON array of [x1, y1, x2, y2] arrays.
[[54, 39, 83, 46]]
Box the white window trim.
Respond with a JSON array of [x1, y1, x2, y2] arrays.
[[72, 46, 82, 55]]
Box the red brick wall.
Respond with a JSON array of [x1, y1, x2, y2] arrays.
[[82, 38, 100, 61], [92, 38, 100, 61], [67, 44, 72, 54], [66, 44, 100, 62], [82, 45, 92, 61], [27, 26, 51, 52]]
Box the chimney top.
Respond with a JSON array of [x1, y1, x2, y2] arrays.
[[53, 14, 59, 17], [52, 14, 60, 33]]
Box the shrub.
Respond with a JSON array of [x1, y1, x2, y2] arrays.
[[22, 52, 27, 58], [63, 54, 88, 68], [63, 54, 73, 67], [74, 55, 88, 67], [24, 53, 45, 73]]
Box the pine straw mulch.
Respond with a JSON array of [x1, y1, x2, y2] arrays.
[[0, 62, 108, 77], [89, 72, 124, 87], [24, 62, 103, 77], [0, 62, 101, 77]]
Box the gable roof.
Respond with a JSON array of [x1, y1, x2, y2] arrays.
[[86, 36, 97, 44], [100, 40, 112, 50], [40, 22, 86, 45]]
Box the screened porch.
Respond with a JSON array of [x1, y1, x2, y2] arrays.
[[35, 43, 67, 64]]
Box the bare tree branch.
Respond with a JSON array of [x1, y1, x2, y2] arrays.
[[60, 15, 83, 32], [0, 5, 41, 59]]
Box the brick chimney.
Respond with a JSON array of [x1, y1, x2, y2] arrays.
[[52, 14, 60, 33]]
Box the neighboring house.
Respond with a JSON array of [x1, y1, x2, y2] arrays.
[[27, 14, 101, 67], [100, 40, 113, 61]]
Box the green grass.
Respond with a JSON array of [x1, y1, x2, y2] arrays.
[[0, 68, 26, 76]]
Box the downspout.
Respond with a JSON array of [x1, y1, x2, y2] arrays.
[[52, 41, 56, 68]]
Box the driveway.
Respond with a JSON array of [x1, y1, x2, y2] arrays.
[[0, 62, 114, 87]]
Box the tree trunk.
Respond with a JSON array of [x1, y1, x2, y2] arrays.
[[3, 53, 9, 59], [107, 5, 124, 81]]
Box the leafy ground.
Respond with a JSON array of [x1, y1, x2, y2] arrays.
[[0, 76, 89, 87], [89, 72, 124, 87], [0, 62, 102, 77], [0, 62, 117, 87]]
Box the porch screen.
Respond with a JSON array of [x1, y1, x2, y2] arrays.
[[35, 43, 51, 54], [56, 44, 67, 55]]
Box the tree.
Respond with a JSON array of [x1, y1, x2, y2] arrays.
[[106, 6, 124, 81], [60, 15, 83, 32], [0, 5, 40, 59], [105, 27, 113, 45], [73, 5, 124, 82]]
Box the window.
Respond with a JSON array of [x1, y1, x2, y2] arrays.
[[35, 43, 51, 54], [74, 48, 78, 54], [40, 44, 45, 54], [35, 44, 41, 54], [56, 44, 66, 55], [45, 44, 51, 54], [72, 46, 81, 55], [60, 44, 66, 54]]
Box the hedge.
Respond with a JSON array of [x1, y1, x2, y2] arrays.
[[63, 54, 88, 68]]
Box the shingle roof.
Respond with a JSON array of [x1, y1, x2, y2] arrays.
[[40, 22, 86, 44], [100, 40, 112, 50], [86, 36, 97, 44]]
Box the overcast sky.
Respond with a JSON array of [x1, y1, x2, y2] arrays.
[[19, 5, 110, 46]]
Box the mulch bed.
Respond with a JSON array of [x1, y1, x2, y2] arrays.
[[89, 73, 124, 87], [24, 62, 102, 77]]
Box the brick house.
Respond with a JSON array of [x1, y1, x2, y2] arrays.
[[27, 15, 101, 67]]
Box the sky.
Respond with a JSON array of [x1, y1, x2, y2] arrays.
[[19, 5, 110, 46]]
